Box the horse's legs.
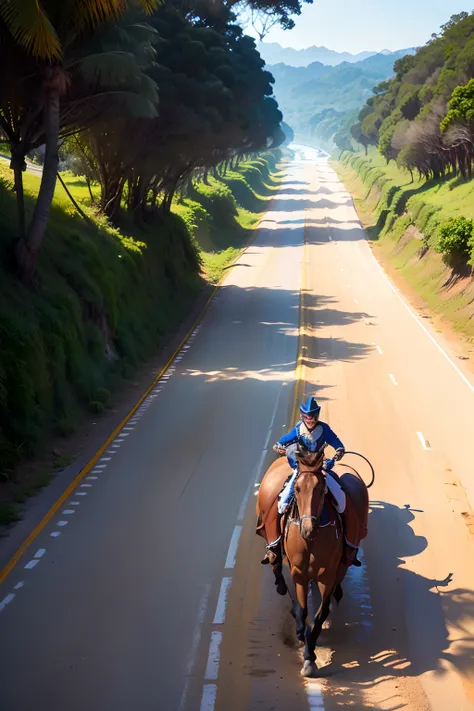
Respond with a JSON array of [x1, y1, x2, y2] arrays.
[[291, 568, 308, 643], [309, 578, 332, 655], [271, 560, 288, 596]]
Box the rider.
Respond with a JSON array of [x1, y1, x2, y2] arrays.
[[268, 396, 361, 567]]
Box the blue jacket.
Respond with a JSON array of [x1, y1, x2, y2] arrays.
[[276, 420, 344, 468]]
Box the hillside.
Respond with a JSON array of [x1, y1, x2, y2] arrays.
[[336, 149, 474, 343], [269, 49, 413, 145], [350, 11, 474, 181]]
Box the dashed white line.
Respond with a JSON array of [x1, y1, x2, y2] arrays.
[[224, 526, 242, 569], [376, 345, 383, 355], [389, 374, 398, 386], [94, 465, 107, 469], [100, 457, 112, 461], [62, 509, 75, 514], [34, 549, 46, 558], [86, 476, 98, 480], [200, 684, 217, 711], [305, 683, 325, 709], [76, 492, 88, 496], [204, 631, 223, 680], [354, 298, 359, 304], [213, 577, 232, 624], [80, 484, 93, 488], [24, 560, 39, 569], [57, 520, 68, 527], [13, 581, 24, 590], [50, 531, 61, 537], [0, 593, 15, 610], [417, 431, 432, 450]]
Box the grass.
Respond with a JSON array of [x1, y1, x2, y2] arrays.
[[0, 503, 20, 526], [334, 149, 474, 341], [0, 150, 281, 522], [174, 155, 281, 283]]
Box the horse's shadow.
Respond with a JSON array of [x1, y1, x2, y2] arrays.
[[294, 501, 474, 705]]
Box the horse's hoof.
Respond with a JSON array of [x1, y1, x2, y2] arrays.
[[301, 660, 318, 677], [276, 578, 287, 596]]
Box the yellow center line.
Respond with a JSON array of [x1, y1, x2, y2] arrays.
[[290, 213, 308, 424]]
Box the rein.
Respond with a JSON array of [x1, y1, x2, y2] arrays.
[[287, 470, 331, 541]]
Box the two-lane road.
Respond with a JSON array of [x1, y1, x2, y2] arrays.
[[1, 146, 474, 711]]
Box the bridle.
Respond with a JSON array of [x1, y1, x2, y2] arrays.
[[288, 468, 328, 541]]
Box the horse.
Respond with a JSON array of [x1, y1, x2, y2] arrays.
[[256, 445, 369, 677]]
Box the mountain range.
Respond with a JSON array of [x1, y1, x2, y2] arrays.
[[267, 48, 416, 150], [257, 42, 412, 68]]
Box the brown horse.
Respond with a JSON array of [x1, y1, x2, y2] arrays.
[[256, 446, 368, 677]]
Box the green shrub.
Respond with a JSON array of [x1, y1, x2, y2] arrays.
[[436, 216, 474, 259]]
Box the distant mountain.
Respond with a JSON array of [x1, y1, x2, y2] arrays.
[[257, 42, 411, 68], [268, 49, 416, 149]]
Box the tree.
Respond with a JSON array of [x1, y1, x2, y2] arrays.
[[0, 0, 157, 281], [350, 122, 370, 155]]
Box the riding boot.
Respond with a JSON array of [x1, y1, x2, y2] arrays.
[[343, 544, 362, 567], [261, 538, 282, 565]]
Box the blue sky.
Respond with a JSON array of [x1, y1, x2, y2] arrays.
[[245, 0, 472, 53]]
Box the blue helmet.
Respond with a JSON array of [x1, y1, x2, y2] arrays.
[[300, 396, 321, 419]]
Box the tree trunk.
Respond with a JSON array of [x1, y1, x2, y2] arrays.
[[16, 78, 60, 282], [85, 176, 95, 205], [56, 171, 92, 224], [10, 148, 27, 239]]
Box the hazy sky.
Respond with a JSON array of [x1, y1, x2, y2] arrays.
[[245, 1, 472, 53]]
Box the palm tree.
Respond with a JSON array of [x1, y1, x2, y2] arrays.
[[0, 0, 158, 281]]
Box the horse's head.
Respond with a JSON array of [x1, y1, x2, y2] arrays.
[[294, 443, 327, 540]]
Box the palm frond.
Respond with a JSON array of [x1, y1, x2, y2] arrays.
[[0, 0, 60, 58], [77, 51, 143, 86], [72, 0, 160, 31], [72, 90, 158, 120]]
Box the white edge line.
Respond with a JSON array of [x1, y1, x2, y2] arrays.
[[204, 631, 223, 680], [224, 526, 243, 569], [367, 241, 474, 395], [213, 577, 232, 624]]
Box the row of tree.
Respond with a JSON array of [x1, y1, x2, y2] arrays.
[[0, 0, 307, 282], [350, 12, 474, 182]]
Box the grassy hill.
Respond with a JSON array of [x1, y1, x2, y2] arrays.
[[335, 149, 474, 342]]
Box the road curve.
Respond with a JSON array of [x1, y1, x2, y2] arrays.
[[1, 146, 474, 711]]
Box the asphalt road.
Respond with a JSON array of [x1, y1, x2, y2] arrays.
[[1, 145, 474, 711]]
